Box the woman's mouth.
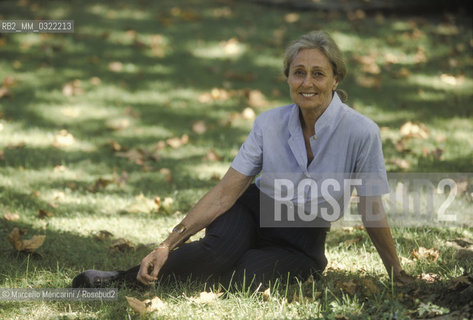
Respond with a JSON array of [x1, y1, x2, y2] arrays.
[[300, 93, 317, 97]]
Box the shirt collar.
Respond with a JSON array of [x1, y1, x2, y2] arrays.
[[288, 92, 343, 137]]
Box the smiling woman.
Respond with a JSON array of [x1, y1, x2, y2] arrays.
[[73, 30, 412, 290]]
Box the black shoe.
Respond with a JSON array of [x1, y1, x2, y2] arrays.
[[72, 270, 120, 288]]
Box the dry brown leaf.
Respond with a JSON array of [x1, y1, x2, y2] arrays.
[[109, 238, 135, 253], [62, 80, 83, 97], [390, 158, 410, 170], [192, 121, 207, 134], [248, 90, 268, 108], [124, 194, 157, 214], [411, 247, 439, 262], [419, 273, 441, 283], [106, 118, 130, 131], [336, 279, 357, 295], [342, 227, 354, 234], [284, 13, 299, 23], [159, 168, 173, 183], [108, 61, 123, 72], [262, 287, 271, 301], [87, 177, 114, 193], [38, 209, 53, 219], [161, 197, 174, 214], [394, 140, 410, 153], [0, 87, 12, 99], [109, 140, 122, 152], [166, 134, 189, 149], [3, 212, 20, 221], [224, 70, 257, 82], [190, 291, 223, 304], [95, 230, 114, 241], [400, 121, 429, 139], [203, 149, 222, 162], [355, 75, 382, 88], [8, 227, 46, 253], [90, 76, 101, 85], [126, 296, 166, 315], [362, 279, 380, 294], [52, 130, 75, 148]]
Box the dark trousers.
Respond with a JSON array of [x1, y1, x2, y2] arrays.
[[119, 184, 328, 287]]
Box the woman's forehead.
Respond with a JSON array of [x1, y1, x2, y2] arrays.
[[291, 48, 331, 69]]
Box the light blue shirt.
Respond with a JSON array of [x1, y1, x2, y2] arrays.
[[231, 93, 389, 222]]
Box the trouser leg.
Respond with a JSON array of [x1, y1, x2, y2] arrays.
[[118, 197, 258, 285]]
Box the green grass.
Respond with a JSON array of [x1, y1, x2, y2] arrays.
[[1, 0, 472, 319]]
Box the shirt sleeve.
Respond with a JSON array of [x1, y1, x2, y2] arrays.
[[354, 125, 390, 196], [230, 117, 263, 177]]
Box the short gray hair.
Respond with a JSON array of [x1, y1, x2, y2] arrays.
[[283, 31, 348, 102]]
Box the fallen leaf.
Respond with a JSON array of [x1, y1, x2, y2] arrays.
[[109, 238, 135, 253], [394, 139, 410, 153], [62, 80, 83, 96], [342, 227, 354, 234], [362, 279, 380, 294], [126, 296, 166, 315], [355, 75, 382, 88], [166, 134, 189, 149], [95, 230, 114, 241], [38, 209, 53, 219], [411, 247, 439, 262], [203, 149, 222, 162], [247, 90, 268, 108], [106, 118, 130, 131], [159, 168, 172, 183], [0, 87, 11, 99], [108, 61, 123, 72], [419, 273, 440, 283], [192, 121, 207, 134], [284, 13, 299, 23], [400, 121, 429, 139], [161, 197, 174, 214], [389, 158, 410, 170], [90, 77, 101, 85], [3, 212, 20, 221], [440, 74, 465, 86], [336, 279, 357, 295], [8, 227, 46, 252], [224, 70, 257, 82], [262, 288, 271, 301], [87, 177, 114, 193], [124, 106, 140, 118], [52, 130, 75, 148], [189, 291, 223, 304], [124, 194, 157, 214]]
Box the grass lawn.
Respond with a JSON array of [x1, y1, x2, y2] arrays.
[[0, 0, 472, 319]]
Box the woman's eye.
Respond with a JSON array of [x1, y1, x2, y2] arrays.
[[294, 70, 304, 76], [313, 72, 324, 77]]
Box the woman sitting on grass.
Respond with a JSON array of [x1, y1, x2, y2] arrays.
[[73, 30, 412, 289]]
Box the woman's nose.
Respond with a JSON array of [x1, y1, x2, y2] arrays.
[[302, 74, 312, 87]]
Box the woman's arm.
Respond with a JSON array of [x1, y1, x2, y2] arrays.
[[358, 195, 411, 283], [137, 167, 253, 284]]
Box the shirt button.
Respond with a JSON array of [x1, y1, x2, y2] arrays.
[[311, 135, 318, 141]]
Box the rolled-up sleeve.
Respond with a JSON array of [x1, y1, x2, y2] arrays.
[[230, 118, 263, 177], [354, 126, 390, 196]]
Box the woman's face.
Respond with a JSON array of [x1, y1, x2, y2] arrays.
[[287, 48, 339, 112]]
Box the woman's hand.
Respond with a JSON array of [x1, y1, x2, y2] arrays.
[[136, 246, 170, 285], [392, 269, 415, 285]]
